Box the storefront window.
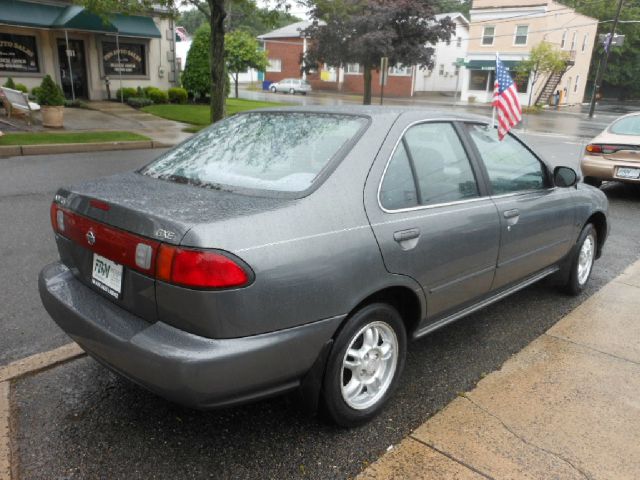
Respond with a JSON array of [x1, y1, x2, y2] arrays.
[[102, 41, 146, 76], [468, 70, 494, 91], [0, 33, 39, 73]]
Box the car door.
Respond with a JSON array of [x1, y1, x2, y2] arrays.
[[463, 123, 576, 290], [365, 117, 501, 326]]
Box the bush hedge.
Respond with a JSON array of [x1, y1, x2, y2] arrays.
[[14, 83, 28, 93], [127, 96, 154, 108], [168, 87, 188, 104], [144, 87, 169, 104], [115, 87, 137, 101]]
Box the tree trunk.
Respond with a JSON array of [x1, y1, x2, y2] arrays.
[[234, 73, 239, 98], [363, 66, 372, 105], [209, 0, 226, 123]]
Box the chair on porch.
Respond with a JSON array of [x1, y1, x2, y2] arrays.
[[0, 87, 41, 125]]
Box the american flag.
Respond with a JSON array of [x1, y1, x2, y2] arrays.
[[493, 56, 522, 140]]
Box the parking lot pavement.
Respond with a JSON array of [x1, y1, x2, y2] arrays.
[[4, 142, 640, 479]]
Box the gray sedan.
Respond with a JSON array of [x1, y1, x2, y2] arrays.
[[40, 107, 608, 426]]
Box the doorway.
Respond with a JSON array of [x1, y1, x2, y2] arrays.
[[57, 38, 88, 99]]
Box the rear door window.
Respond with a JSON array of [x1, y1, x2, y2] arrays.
[[380, 122, 480, 209], [466, 124, 546, 194]]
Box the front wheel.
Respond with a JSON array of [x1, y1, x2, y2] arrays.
[[270, 86, 277, 93], [321, 303, 406, 427], [564, 223, 597, 295], [289, 88, 295, 94], [584, 177, 602, 188]]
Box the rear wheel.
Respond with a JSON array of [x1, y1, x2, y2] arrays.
[[321, 303, 406, 427], [289, 88, 295, 94], [584, 177, 602, 188], [270, 86, 277, 93], [564, 223, 597, 295]]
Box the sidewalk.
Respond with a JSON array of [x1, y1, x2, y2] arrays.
[[359, 260, 640, 480]]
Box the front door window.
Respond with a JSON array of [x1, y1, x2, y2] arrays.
[[57, 39, 88, 99]]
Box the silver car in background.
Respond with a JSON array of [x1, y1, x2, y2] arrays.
[[269, 78, 312, 95], [40, 107, 608, 427]]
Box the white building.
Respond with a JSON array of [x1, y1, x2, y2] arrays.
[[414, 13, 470, 95]]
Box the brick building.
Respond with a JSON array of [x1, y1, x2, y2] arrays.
[[258, 20, 420, 98]]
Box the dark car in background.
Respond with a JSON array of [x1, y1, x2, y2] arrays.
[[40, 107, 608, 426]]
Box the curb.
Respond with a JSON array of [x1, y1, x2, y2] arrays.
[[0, 140, 172, 158]]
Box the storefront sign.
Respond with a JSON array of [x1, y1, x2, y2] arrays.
[[102, 41, 146, 76], [0, 33, 39, 73]]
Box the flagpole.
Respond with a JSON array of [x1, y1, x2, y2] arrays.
[[491, 52, 498, 129]]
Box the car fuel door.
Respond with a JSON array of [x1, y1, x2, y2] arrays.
[[364, 118, 501, 326]]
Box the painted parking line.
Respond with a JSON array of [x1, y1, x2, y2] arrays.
[[0, 382, 10, 480], [0, 343, 85, 384]]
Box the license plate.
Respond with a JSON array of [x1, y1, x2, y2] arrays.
[[617, 167, 640, 179], [92, 253, 123, 298]]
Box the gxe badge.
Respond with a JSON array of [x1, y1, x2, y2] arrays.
[[86, 230, 96, 246]]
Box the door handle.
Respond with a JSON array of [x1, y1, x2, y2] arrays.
[[503, 209, 520, 219], [393, 228, 420, 242]]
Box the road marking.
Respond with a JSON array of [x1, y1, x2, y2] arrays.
[[0, 343, 85, 384], [0, 382, 10, 480]]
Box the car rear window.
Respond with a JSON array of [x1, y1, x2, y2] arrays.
[[140, 112, 368, 194], [609, 115, 640, 135]]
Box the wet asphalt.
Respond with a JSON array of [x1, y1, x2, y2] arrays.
[[2, 118, 640, 479]]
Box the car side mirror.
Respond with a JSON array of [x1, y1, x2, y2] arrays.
[[554, 166, 578, 188]]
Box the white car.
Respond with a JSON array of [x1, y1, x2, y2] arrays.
[[269, 78, 312, 95]]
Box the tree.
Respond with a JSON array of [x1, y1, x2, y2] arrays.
[[558, 0, 640, 99], [225, 30, 268, 98], [515, 42, 569, 106], [182, 24, 213, 99], [302, 0, 455, 105], [74, 0, 288, 123]]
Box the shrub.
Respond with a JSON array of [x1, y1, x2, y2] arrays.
[[115, 87, 137, 101], [168, 87, 188, 104], [127, 96, 154, 108], [30, 86, 42, 100], [2, 77, 16, 89], [36, 75, 65, 106], [144, 87, 169, 104], [14, 83, 28, 93], [137, 86, 144, 97], [183, 24, 211, 99]]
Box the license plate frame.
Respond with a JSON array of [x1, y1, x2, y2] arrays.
[[91, 253, 123, 299], [616, 167, 640, 179]]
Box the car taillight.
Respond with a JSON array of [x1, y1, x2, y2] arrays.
[[50, 202, 65, 233], [586, 144, 602, 154], [156, 244, 251, 289]]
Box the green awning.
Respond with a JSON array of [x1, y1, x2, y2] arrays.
[[0, 0, 161, 38], [111, 14, 161, 38], [467, 60, 520, 71], [53, 5, 117, 33], [0, 0, 62, 28]]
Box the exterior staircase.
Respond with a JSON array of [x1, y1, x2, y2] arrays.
[[535, 71, 564, 106]]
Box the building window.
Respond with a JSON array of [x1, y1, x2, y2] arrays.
[[482, 26, 495, 46], [102, 41, 147, 76], [514, 25, 528, 45], [561, 30, 567, 49], [0, 33, 40, 73], [439, 64, 445, 76], [582, 33, 589, 52], [574, 74, 580, 93], [570, 31, 577, 51], [266, 58, 281, 72], [455, 65, 460, 76], [468, 70, 494, 90], [345, 63, 362, 74], [389, 64, 411, 76], [456, 37, 462, 47]]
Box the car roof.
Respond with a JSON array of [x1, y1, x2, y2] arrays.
[[254, 105, 491, 123]]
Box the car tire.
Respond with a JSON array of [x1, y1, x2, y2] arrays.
[[270, 86, 277, 93], [584, 177, 602, 188], [289, 88, 295, 94], [321, 303, 406, 427], [564, 223, 597, 296], [301, 92, 307, 96]]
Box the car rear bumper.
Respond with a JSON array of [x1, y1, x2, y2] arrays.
[[582, 156, 640, 183], [39, 261, 344, 409]]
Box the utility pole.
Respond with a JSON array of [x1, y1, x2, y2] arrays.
[[588, 0, 624, 118]]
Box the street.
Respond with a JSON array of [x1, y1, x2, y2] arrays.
[[3, 132, 640, 479]]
